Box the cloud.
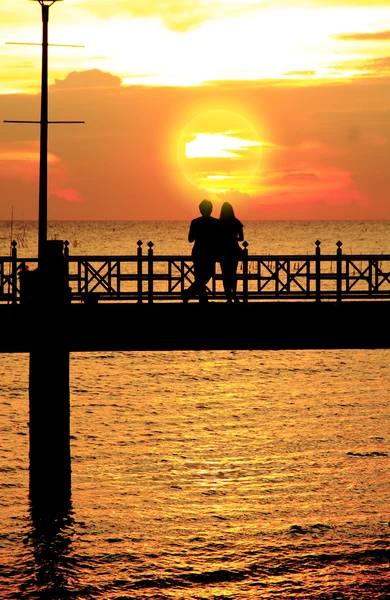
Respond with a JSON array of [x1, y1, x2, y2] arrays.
[[332, 30, 390, 41], [284, 71, 316, 77], [0, 141, 60, 184], [83, 0, 269, 32], [82, 0, 389, 34], [280, 172, 319, 184], [216, 189, 251, 204], [52, 69, 122, 90], [330, 56, 390, 76], [49, 190, 84, 204], [260, 165, 355, 196], [214, 189, 252, 218], [4, 62, 35, 70], [313, 109, 390, 126], [1, 72, 390, 219], [304, 0, 389, 4]]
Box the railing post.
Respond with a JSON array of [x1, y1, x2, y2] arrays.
[[84, 260, 88, 297], [180, 259, 186, 297], [242, 241, 248, 303], [315, 240, 321, 303], [116, 260, 121, 298], [336, 241, 343, 303], [368, 259, 373, 297], [108, 260, 112, 295], [64, 240, 70, 297], [137, 240, 143, 304], [286, 259, 290, 294], [147, 241, 154, 304], [11, 240, 17, 305], [275, 260, 279, 298]]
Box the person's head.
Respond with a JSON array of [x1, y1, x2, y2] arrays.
[[199, 199, 213, 217], [220, 202, 235, 220]]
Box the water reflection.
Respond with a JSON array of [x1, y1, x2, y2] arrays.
[[2, 347, 389, 598], [20, 500, 76, 600]]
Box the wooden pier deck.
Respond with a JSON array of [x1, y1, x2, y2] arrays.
[[1, 240, 390, 352], [2, 300, 389, 352]]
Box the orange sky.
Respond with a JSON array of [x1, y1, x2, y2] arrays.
[[1, 0, 389, 220]]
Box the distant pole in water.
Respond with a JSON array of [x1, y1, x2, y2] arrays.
[[9, 205, 14, 253]]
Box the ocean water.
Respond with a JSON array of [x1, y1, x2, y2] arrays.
[[1, 219, 390, 257], [0, 221, 389, 599]]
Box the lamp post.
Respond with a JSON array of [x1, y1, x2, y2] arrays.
[[4, 0, 84, 515], [37, 0, 61, 270], [5, 1, 82, 270]]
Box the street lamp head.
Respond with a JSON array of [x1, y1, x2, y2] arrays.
[[35, 1, 63, 5]]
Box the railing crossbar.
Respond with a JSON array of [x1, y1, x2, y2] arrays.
[[84, 261, 117, 294], [1, 244, 390, 304]]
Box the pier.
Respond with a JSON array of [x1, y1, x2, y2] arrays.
[[2, 238, 390, 304], [2, 0, 389, 533], [1, 237, 390, 352], [1, 239, 389, 511], [2, 297, 390, 352]]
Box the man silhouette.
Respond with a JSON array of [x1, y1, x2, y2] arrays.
[[183, 199, 219, 304]]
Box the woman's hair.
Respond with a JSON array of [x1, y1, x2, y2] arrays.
[[220, 202, 235, 220]]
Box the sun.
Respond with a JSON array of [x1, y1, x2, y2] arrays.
[[177, 110, 263, 195]]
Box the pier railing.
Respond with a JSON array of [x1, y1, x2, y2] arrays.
[[1, 240, 390, 304]]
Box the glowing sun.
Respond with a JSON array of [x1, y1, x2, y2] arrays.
[[177, 110, 263, 194]]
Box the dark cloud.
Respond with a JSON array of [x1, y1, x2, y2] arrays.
[[52, 69, 122, 90]]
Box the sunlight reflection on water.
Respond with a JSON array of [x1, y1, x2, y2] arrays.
[[1, 349, 389, 599], [1, 219, 390, 256]]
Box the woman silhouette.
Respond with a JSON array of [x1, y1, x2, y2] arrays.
[[218, 202, 244, 303]]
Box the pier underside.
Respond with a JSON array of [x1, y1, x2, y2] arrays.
[[1, 301, 389, 352]]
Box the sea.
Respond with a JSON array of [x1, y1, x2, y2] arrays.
[[0, 220, 389, 600]]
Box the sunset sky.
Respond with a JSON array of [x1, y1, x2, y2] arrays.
[[1, 0, 389, 220]]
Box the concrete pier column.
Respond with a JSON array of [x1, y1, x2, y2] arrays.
[[29, 346, 71, 507], [28, 240, 71, 511]]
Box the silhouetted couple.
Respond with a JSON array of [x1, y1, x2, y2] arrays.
[[182, 199, 244, 304]]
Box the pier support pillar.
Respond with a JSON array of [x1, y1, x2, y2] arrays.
[[29, 346, 71, 509], [28, 240, 71, 512]]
